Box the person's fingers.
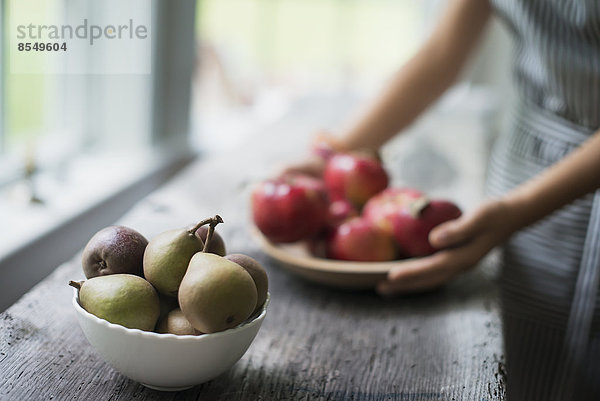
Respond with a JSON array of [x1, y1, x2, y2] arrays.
[[377, 266, 453, 295], [389, 250, 470, 283], [377, 201, 509, 297], [277, 155, 326, 178], [383, 254, 448, 293], [379, 245, 482, 296], [387, 252, 446, 281], [429, 209, 484, 249]]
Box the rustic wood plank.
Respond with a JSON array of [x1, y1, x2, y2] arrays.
[[0, 249, 505, 400], [0, 99, 505, 400]]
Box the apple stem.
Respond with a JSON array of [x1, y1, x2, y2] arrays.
[[202, 215, 224, 253], [68, 280, 83, 290], [409, 197, 430, 219]]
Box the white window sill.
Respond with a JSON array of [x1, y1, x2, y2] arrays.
[[2, 151, 147, 255], [0, 147, 194, 311]]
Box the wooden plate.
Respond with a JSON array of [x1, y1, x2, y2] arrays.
[[251, 227, 405, 290]]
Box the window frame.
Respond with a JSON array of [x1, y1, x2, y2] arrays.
[[0, 0, 5, 154], [151, 0, 197, 151], [0, 0, 199, 312], [0, 0, 198, 186]]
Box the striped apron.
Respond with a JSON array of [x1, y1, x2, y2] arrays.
[[487, 0, 600, 399]]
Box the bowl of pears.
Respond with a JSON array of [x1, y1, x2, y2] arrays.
[[69, 215, 269, 391]]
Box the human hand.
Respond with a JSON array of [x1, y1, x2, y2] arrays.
[[278, 131, 345, 178], [278, 153, 327, 179], [376, 199, 515, 296]]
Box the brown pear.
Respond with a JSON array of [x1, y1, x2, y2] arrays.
[[156, 308, 203, 335], [158, 293, 179, 321], [196, 226, 226, 256], [179, 253, 257, 334], [177, 216, 257, 333], [225, 253, 268, 313], [81, 226, 148, 279]]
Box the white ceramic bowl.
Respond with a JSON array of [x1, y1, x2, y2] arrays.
[[72, 289, 268, 391]]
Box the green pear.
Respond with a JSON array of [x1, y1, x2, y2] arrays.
[[179, 253, 257, 334], [156, 308, 202, 335], [143, 216, 223, 297], [225, 254, 268, 314], [70, 274, 160, 331]]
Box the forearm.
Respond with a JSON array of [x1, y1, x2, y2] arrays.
[[338, 0, 492, 152], [503, 129, 600, 232]]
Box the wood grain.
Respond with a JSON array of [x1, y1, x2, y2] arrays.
[[0, 100, 505, 400]]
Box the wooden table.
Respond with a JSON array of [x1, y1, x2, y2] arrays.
[[0, 99, 506, 400]]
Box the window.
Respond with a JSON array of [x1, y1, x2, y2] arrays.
[[0, 0, 197, 310], [1, 0, 154, 182], [0, 0, 161, 252]]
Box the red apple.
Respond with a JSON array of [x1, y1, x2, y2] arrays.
[[362, 187, 424, 235], [327, 217, 397, 262], [326, 198, 359, 229], [306, 234, 329, 258], [251, 174, 329, 243], [323, 152, 389, 208], [393, 198, 462, 257], [307, 199, 359, 258]]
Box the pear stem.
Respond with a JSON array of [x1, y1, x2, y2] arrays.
[[68, 280, 82, 290], [187, 215, 223, 236], [202, 215, 224, 252]]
